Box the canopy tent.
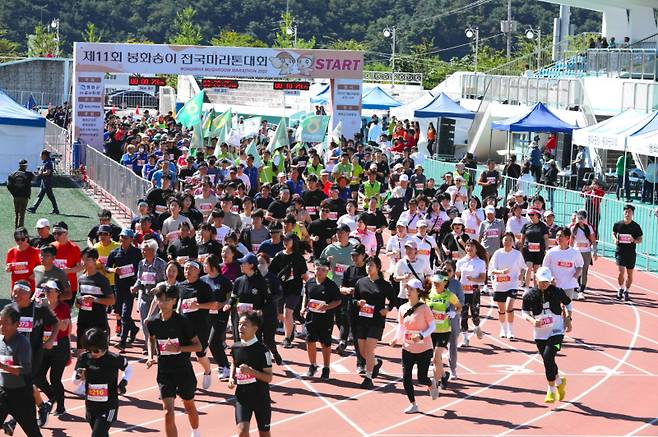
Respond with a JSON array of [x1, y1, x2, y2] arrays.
[[491, 102, 577, 133], [629, 122, 658, 157], [413, 92, 475, 119], [361, 86, 402, 110], [0, 89, 45, 182], [572, 109, 654, 152]]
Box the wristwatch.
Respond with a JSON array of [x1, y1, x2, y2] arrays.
[[418, 333, 424, 340]]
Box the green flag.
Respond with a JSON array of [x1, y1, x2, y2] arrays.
[[202, 108, 215, 138], [176, 90, 205, 128], [299, 115, 330, 143], [267, 118, 289, 153], [210, 109, 232, 138], [245, 139, 262, 167], [189, 123, 203, 157]]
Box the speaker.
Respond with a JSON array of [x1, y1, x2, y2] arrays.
[[438, 118, 456, 155]]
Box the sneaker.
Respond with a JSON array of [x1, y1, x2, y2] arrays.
[[450, 368, 458, 380], [499, 326, 507, 338], [461, 335, 470, 348], [320, 367, 330, 379], [202, 372, 212, 390], [116, 343, 126, 353], [616, 288, 624, 300], [51, 209, 60, 215], [440, 371, 450, 390], [624, 290, 631, 302], [372, 359, 383, 379], [360, 377, 374, 389], [2, 420, 15, 436], [335, 341, 347, 356], [429, 378, 439, 400], [296, 327, 307, 339], [276, 326, 285, 335], [37, 401, 52, 427], [474, 326, 484, 340], [403, 403, 419, 414], [128, 326, 140, 344], [282, 337, 293, 349], [305, 364, 318, 378], [219, 367, 231, 381], [26, 207, 36, 214], [544, 389, 556, 403], [273, 352, 283, 366], [356, 364, 366, 375], [506, 324, 515, 340], [576, 292, 585, 301], [52, 409, 66, 417], [557, 376, 567, 401]]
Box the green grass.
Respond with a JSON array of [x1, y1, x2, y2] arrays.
[[0, 177, 104, 303]]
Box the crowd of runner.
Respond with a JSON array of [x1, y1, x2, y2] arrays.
[[1, 111, 644, 436]]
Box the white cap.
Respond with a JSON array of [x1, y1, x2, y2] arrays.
[[277, 172, 286, 178], [406, 278, 424, 291], [393, 163, 404, 170], [451, 217, 464, 226], [544, 210, 555, 218], [416, 220, 428, 228], [484, 206, 496, 214], [36, 218, 50, 229], [396, 218, 409, 227], [454, 175, 464, 181], [514, 190, 524, 197], [535, 266, 554, 283], [399, 174, 409, 182], [42, 280, 59, 290]]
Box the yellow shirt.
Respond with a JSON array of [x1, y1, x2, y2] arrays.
[[94, 241, 120, 286]]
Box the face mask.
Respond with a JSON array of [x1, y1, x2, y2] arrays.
[[258, 264, 268, 276]]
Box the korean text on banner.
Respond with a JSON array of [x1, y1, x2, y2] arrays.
[[73, 71, 105, 149]]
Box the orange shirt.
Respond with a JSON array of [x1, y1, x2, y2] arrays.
[[52, 240, 82, 292], [5, 246, 41, 290]]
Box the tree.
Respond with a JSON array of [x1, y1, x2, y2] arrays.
[[82, 23, 103, 43], [0, 26, 18, 56], [168, 7, 203, 46], [210, 29, 266, 47], [273, 12, 315, 49], [26, 24, 59, 57], [325, 39, 368, 51]]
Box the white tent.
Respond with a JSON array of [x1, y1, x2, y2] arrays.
[[572, 109, 653, 152], [0, 90, 45, 182]]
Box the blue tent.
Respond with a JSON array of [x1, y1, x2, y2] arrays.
[[413, 92, 474, 119], [492, 102, 576, 133], [361, 86, 401, 110], [0, 90, 46, 127]]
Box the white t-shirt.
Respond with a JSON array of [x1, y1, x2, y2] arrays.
[[213, 224, 232, 244], [399, 210, 423, 234], [542, 246, 584, 290], [456, 256, 487, 294], [506, 216, 530, 238], [239, 214, 253, 232], [461, 208, 484, 237], [337, 214, 358, 232], [414, 234, 437, 266], [446, 185, 468, 212], [394, 257, 432, 298], [571, 224, 594, 253], [385, 234, 412, 273], [488, 248, 526, 292]]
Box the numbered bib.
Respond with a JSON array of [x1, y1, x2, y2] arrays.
[[496, 274, 511, 283], [486, 229, 499, 238], [432, 311, 447, 321], [79, 297, 93, 311], [54, 259, 68, 269], [235, 368, 256, 385], [155, 205, 167, 214], [167, 231, 180, 242], [140, 272, 156, 285], [11, 261, 28, 274], [328, 212, 338, 221], [307, 299, 325, 313], [181, 297, 198, 313], [236, 302, 254, 313], [117, 265, 135, 279], [404, 330, 420, 343], [359, 304, 375, 318], [157, 338, 180, 355], [619, 234, 633, 244], [87, 384, 109, 402], [528, 242, 541, 252], [18, 316, 33, 333], [334, 264, 349, 274], [43, 330, 58, 346], [557, 260, 574, 268], [0, 355, 14, 372]]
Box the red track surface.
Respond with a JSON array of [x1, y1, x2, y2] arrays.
[[14, 256, 658, 436]]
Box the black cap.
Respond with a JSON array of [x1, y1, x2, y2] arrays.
[[53, 221, 68, 231], [269, 223, 283, 233], [314, 258, 331, 268], [351, 244, 366, 255], [283, 232, 295, 241], [336, 224, 351, 233], [18, 159, 28, 166]]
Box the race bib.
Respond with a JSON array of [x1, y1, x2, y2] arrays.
[[231, 205, 240, 214], [155, 205, 167, 214], [198, 253, 210, 263], [157, 338, 180, 356], [328, 212, 338, 221], [619, 234, 633, 244], [167, 231, 179, 241], [43, 330, 58, 346], [0, 355, 14, 372], [54, 259, 68, 269], [199, 203, 213, 213], [417, 249, 430, 256], [180, 297, 198, 313], [10, 261, 28, 274], [452, 252, 461, 260], [236, 302, 254, 313], [486, 229, 499, 238], [334, 264, 349, 274], [251, 244, 260, 253], [235, 368, 256, 385], [137, 160, 145, 166], [305, 206, 317, 214], [432, 311, 446, 321], [576, 241, 590, 249], [404, 330, 420, 343], [557, 260, 574, 268], [79, 297, 93, 311], [176, 256, 189, 265], [359, 304, 375, 318], [487, 176, 496, 184], [307, 299, 326, 313], [18, 316, 33, 333], [87, 384, 109, 402], [465, 228, 476, 235], [98, 256, 108, 266], [528, 242, 541, 252], [140, 272, 156, 285], [462, 284, 474, 292], [539, 315, 554, 327], [117, 265, 135, 279], [496, 274, 511, 283], [415, 183, 424, 190]]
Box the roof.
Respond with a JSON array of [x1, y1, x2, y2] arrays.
[[0, 89, 46, 127], [491, 102, 576, 133], [413, 92, 474, 119], [361, 86, 401, 110]]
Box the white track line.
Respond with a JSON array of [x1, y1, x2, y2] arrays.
[[565, 335, 653, 376], [624, 416, 658, 436]]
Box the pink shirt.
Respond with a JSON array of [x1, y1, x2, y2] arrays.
[[397, 303, 434, 354]]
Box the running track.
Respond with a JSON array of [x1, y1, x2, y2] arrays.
[[18, 256, 658, 436]]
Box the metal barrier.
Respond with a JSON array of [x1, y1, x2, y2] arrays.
[[84, 146, 152, 217], [424, 158, 658, 272], [44, 120, 73, 175], [621, 81, 658, 112], [586, 48, 657, 81], [3, 89, 67, 107], [363, 71, 424, 85]]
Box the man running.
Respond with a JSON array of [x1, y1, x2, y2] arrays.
[[612, 204, 643, 301]]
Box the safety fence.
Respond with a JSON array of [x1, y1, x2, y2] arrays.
[[424, 158, 658, 272], [44, 120, 73, 175]]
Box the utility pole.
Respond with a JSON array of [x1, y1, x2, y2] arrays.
[[506, 0, 512, 59]]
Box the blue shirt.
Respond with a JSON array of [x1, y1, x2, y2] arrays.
[[245, 165, 259, 190], [257, 239, 284, 259], [286, 179, 304, 196], [151, 169, 177, 188], [530, 147, 542, 166]]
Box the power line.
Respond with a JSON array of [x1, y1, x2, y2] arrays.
[[413, 0, 497, 25]]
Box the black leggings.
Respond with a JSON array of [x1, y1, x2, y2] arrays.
[[208, 315, 230, 368], [0, 386, 41, 437], [35, 340, 70, 411], [402, 349, 433, 403], [86, 407, 117, 437], [461, 288, 481, 332], [535, 335, 564, 381]]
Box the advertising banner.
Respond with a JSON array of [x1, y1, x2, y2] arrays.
[[330, 79, 363, 141], [73, 71, 105, 148]]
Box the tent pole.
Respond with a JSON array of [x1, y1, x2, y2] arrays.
[[623, 147, 628, 201], [489, 127, 493, 160]]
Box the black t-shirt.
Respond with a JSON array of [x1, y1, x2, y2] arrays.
[[353, 276, 396, 324], [342, 265, 367, 289], [522, 285, 571, 317], [78, 272, 113, 327], [107, 245, 142, 290], [307, 219, 337, 259], [198, 239, 222, 259], [147, 311, 196, 372], [181, 208, 204, 229], [146, 188, 175, 217], [178, 279, 213, 336], [267, 200, 290, 220], [201, 273, 233, 314], [521, 221, 549, 252], [613, 220, 643, 255], [76, 351, 128, 410], [255, 195, 273, 210], [29, 234, 55, 248], [269, 251, 308, 295], [167, 237, 199, 261], [304, 277, 341, 322], [231, 339, 272, 406], [301, 189, 327, 218], [325, 198, 347, 222], [230, 273, 269, 311], [87, 223, 122, 244], [360, 210, 387, 229], [479, 170, 500, 198], [18, 302, 58, 353]]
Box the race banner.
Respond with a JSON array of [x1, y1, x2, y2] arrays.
[[330, 78, 362, 141], [72, 71, 105, 148], [299, 115, 330, 143]]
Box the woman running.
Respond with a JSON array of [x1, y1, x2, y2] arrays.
[[488, 232, 526, 339], [390, 278, 437, 413], [569, 209, 597, 300], [427, 272, 462, 394], [228, 311, 273, 437], [519, 208, 550, 288], [353, 256, 396, 388], [521, 266, 572, 403], [440, 260, 464, 379], [455, 240, 488, 346]]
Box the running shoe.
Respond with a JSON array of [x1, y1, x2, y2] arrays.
[[360, 377, 374, 389], [461, 335, 470, 348], [219, 367, 231, 381], [616, 288, 624, 300], [52, 409, 66, 417], [474, 326, 484, 340], [624, 291, 631, 302], [499, 326, 507, 338], [429, 378, 439, 400], [320, 367, 330, 379], [577, 292, 585, 301], [37, 401, 52, 427], [450, 368, 458, 380], [507, 324, 515, 340], [403, 403, 419, 414], [335, 341, 347, 356], [356, 364, 366, 375], [2, 420, 15, 436], [296, 327, 308, 339], [440, 371, 450, 390], [282, 337, 293, 349], [544, 389, 556, 403], [273, 352, 283, 366], [305, 364, 318, 378], [202, 372, 212, 390], [128, 326, 140, 344], [557, 376, 567, 401], [372, 358, 383, 379]]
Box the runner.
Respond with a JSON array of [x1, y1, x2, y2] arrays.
[[146, 284, 202, 437], [441, 217, 469, 262], [414, 220, 439, 270], [228, 311, 273, 437], [569, 209, 597, 300], [256, 253, 284, 365], [393, 240, 432, 307], [543, 227, 584, 301], [488, 232, 526, 339], [519, 208, 550, 288], [74, 327, 131, 436], [521, 266, 573, 403], [300, 258, 342, 379], [441, 260, 464, 379], [612, 204, 643, 301], [427, 272, 462, 395], [390, 278, 437, 413], [5, 227, 40, 290], [455, 240, 488, 346]]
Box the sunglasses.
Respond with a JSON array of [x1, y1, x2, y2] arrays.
[[322, 209, 330, 212]]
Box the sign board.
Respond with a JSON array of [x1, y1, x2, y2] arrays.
[[129, 76, 167, 86], [201, 78, 239, 89], [283, 90, 301, 96], [273, 81, 311, 91]]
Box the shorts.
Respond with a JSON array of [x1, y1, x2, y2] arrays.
[[431, 332, 450, 348], [235, 398, 271, 432], [615, 252, 636, 270], [304, 317, 333, 347], [86, 406, 118, 435], [354, 322, 385, 340], [522, 249, 545, 266], [493, 289, 517, 303], [283, 292, 302, 311], [158, 366, 197, 400]]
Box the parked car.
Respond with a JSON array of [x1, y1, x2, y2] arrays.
[[106, 90, 159, 109]]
